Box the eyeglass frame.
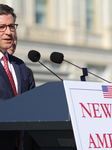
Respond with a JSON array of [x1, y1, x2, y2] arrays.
[[0, 24, 18, 32]]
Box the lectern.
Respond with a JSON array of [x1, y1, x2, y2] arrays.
[[0, 81, 76, 150]]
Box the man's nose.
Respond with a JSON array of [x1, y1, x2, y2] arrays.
[[5, 26, 12, 34]]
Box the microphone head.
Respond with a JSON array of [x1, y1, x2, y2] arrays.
[[50, 52, 64, 64], [28, 50, 41, 62]]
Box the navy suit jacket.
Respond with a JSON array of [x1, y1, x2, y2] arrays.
[[0, 54, 35, 150]]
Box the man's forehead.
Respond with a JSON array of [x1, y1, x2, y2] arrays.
[[0, 14, 14, 24]]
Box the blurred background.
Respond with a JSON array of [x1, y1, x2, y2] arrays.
[[1, 0, 112, 86]]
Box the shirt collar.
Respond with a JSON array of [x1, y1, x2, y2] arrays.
[[0, 52, 9, 61]]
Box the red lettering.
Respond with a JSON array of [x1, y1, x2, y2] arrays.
[[108, 134, 112, 148], [89, 134, 97, 148], [79, 103, 92, 118], [89, 133, 112, 148], [96, 134, 109, 148], [79, 103, 112, 118], [91, 103, 102, 118], [100, 104, 111, 118]]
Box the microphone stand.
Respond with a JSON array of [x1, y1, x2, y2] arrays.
[[38, 61, 63, 81], [64, 59, 111, 83]]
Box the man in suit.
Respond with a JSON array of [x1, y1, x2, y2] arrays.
[[0, 4, 36, 150]]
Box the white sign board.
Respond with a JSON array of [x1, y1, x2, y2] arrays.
[[63, 80, 112, 150]]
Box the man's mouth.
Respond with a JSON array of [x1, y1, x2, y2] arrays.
[[3, 38, 12, 42]]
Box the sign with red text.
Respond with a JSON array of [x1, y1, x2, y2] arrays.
[[63, 80, 112, 150]]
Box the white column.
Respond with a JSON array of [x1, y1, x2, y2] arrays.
[[24, 0, 35, 26], [49, 0, 59, 29], [94, 0, 103, 33], [58, 0, 67, 29], [66, 0, 85, 45], [102, 0, 111, 48]]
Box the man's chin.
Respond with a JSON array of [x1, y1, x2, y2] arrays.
[[5, 45, 13, 50]]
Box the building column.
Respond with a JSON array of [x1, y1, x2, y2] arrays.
[[24, 0, 35, 26], [48, 0, 58, 29], [58, 0, 67, 29], [66, 0, 86, 45], [102, 0, 112, 49]]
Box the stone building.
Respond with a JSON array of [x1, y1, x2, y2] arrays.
[[1, 0, 112, 86]]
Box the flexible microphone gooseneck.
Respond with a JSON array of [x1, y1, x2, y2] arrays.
[[28, 50, 63, 81], [50, 52, 111, 83]]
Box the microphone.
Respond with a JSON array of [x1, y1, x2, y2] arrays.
[[50, 52, 111, 83], [28, 50, 40, 62], [28, 50, 63, 81]]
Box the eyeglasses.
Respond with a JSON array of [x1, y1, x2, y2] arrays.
[[0, 24, 18, 32]]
